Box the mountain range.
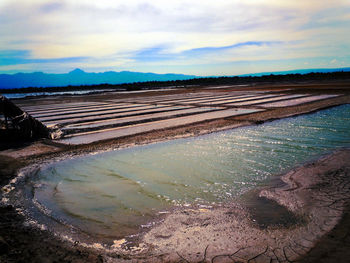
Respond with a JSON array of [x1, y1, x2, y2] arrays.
[[0, 69, 197, 89], [0, 67, 349, 89], [238, 67, 350, 77]]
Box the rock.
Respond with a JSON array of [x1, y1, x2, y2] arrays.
[[0, 95, 50, 141]]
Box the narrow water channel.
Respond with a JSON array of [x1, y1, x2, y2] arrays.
[[30, 104, 350, 240]]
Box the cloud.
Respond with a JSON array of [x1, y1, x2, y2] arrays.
[[39, 1, 65, 13], [0, 49, 89, 66], [131, 41, 285, 65], [184, 41, 282, 54], [0, 0, 349, 74], [132, 46, 174, 62], [299, 6, 350, 30]]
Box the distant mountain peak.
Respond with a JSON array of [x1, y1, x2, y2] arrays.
[[69, 68, 85, 74], [0, 69, 196, 89]]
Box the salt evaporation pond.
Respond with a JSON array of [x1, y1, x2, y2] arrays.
[[30, 104, 350, 240]]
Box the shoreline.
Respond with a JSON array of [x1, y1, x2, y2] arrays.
[[137, 148, 350, 263], [1, 147, 350, 262], [1, 83, 350, 262]]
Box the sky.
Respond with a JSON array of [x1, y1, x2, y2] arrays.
[[0, 0, 350, 76]]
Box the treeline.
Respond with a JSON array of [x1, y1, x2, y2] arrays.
[[2, 71, 350, 94]]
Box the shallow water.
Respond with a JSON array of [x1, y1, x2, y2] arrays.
[[2, 89, 115, 99], [32, 104, 350, 239]]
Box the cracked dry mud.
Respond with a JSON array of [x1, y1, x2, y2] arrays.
[[109, 150, 350, 263]]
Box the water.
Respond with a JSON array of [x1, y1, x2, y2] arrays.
[[31, 104, 350, 239], [2, 89, 114, 99], [1, 87, 178, 99]]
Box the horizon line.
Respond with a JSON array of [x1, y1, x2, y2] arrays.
[[1, 66, 350, 77]]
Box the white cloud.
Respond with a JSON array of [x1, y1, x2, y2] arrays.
[[0, 0, 349, 74]]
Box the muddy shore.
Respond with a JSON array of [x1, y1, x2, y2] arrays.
[[1, 150, 350, 262], [1, 82, 350, 262], [138, 150, 350, 263]]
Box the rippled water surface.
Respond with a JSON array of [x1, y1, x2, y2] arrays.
[[33, 104, 350, 239]]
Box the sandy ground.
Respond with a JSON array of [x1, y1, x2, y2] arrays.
[[1, 82, 350, 262]]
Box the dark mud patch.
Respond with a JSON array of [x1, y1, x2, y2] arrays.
[[0, 155, 24, 185], [243, 194, 305, 228], [242, 176, 305, 229]]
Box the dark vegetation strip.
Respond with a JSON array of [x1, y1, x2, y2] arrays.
[[2, 71, 350, 94]]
